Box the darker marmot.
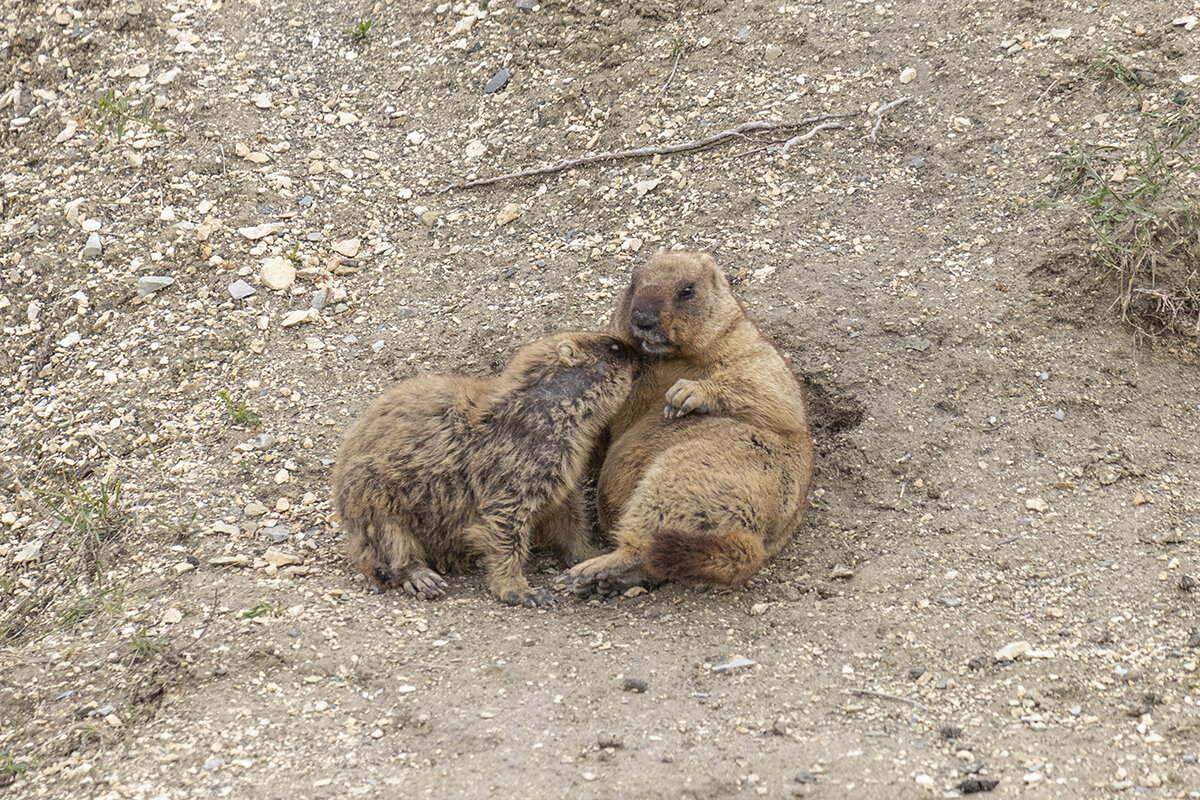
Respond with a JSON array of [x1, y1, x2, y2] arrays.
[[333, 332, 638, 607], [569, 250, 814, 590]]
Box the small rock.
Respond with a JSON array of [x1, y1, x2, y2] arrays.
[[958, 778, 999, 794], [263, 547, 303, 568], [495, 203, 522, 226], [764, 44, 783, 60], [622, 585, 647, 598], [81, 218, 102, 232], [260, 257, 296, 291], [1025, 497, 1049, 513], [749, 602, 769, 615], [1186, 631, 1200, 648], [261, 525, 290, 544], [899, 66, 917, 84], [162, 608, 183, 625], [909, 157, 926, 169], [332, 238, 360, 258], [1181, 574, 1198, 592], [137, 276, 175, 297], [828, 563, 854, 580], [282, 308, 319, 327], [940, 725, 963, 739], [940, 596, 962, 607], [229, 279, 256, 300], [621, 677, 648, 693], [484, 68, 512, 94], [14, 539, 43, 563], [516, 0, 538, 7], [203, 756, 223, 771], [771, 719, 789, 736], [58, 331, 82, 348], [1053, 408, 1065, 421], [712, 657, 756, 672], [238, 223, 283, 240], [967, 654, 988, 671], [1049, 28, 1071, 39], [82, 232, 102, 258], [995, 641, 1031, 662], [794, 772, 817, 784], [597, 734, 623, 749], [244, 502, 269, 518], [311, 288, 329, 311]]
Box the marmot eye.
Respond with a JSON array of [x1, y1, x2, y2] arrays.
[[678, 284, 695, 299]]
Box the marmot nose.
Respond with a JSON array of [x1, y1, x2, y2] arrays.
[[630, 308, 659, 331]]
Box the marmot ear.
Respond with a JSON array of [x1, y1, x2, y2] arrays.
[[556, 339, 582, 366]]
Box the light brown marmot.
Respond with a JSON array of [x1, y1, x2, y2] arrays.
[[332, 332, 638, 607], [568, 250, 814, 590]]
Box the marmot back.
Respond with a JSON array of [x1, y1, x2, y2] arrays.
[[333, 332, 638, 607]]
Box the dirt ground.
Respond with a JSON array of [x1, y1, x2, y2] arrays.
[[3, 0, 1200, 797]]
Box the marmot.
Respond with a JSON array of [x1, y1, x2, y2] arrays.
[[332, 332, 638, 607], [568, 250, 813, 590]]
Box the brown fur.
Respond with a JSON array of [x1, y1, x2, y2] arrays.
[[332, 332, 637, 607], [569, 251, 814, 588]]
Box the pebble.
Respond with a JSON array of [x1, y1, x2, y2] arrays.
[[229, 279, 256, 299], [14, 540, 43, 563], [203, 756, 223, 771], [239, 222, 283, 240], [794, 772, 817, 784], [495, 203, 522, 226], [332, 238, 360, 257], [621, 677, 648, 693], [261, 525, 290, 544], [957, 778, 999, 794], [995, 641, 1031, 661], [516, 0, 538, 8], [260, 257, 296, 291], [81, 231, 102, 258], [940, 596, 962, 607], [597, 734, 623, 749], [899, 66, 917, 84], [1187, 631, 1200, 648], [1053, 408, 1065, 421], [311, 288, 329, 311], [1025, 497, 1049, 513], [81, 218, 102, 232], [908, 157, 926, 169], [162, 608, 183, 625], [263, 547, 303, 567], [136, 276, 175, 297], [282, 308, 319, 327], [244, 502, 269, 518], [58, 331, 82, 348], [484, 68, 512, 94], [712, 657, 756, 672]]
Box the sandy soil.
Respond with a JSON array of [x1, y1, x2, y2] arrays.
[[2, 0, 1199, 797]]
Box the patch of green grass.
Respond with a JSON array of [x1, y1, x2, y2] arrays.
[[60, 584, 126, 630], [155, 509, 198, 541], [241, 601, 284, 619], [0, 753, 31, 779], [1086, 48, 1142, 90], [96, 90, 173, 141], [1054, 107, 1200, 335], [32, 477, 124, 576], [286, 242, 302, 265], [217, 389, 262, 428], [345, 19, 373, 39], [129, 627, 168, 660]]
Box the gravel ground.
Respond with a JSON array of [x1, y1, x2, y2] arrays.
[[2, 0, 1199, 797]]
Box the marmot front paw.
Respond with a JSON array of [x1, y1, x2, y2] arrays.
[[664, 378, 711, 419]]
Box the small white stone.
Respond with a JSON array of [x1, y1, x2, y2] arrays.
[[995, 640, 1032, 661], [260, 257, 296, 291], [1025, 497, 1049, 513], [282, 308, 319, 327], [332, 238, 360, 258], [81, 218, 102, 232], [252, 93, 274, 109], [127, 63, 150, 78], [239, 223, 283, 240], [162, 608, 183, 625], [406, 131, 426, 145], [465, 139, 487, 159], [57, 331, 81, 348], [1049, 28, 1072, 39], [495, 203, 522, 226], [899, 66, 917, 84]]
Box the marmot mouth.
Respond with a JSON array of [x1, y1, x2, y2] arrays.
[[639, 340, 672, 355]]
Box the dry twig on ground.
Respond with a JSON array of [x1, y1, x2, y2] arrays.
[[435, 111, 863, 194]]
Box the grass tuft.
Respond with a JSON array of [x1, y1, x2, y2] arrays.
[[217, 389, 262, 427]]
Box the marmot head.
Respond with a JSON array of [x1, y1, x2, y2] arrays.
[[614, 250, 743, 358], [505, 332, 639, 414]]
